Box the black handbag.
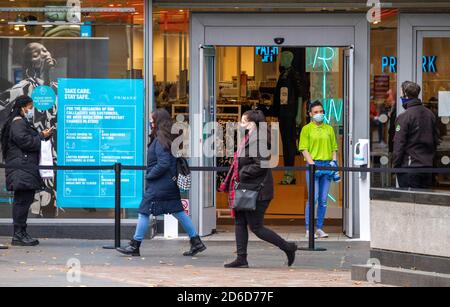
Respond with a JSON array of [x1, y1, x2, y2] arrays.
[[232, 181, 264, 212]]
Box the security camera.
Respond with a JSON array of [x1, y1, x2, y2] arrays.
[[274, 37, 285, 45]]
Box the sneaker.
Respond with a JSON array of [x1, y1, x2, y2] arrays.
[[316, 229, 329, 238], [305, 231, 318, 239]]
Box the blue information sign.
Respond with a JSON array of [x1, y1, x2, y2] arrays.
[[32, 85, 56, 111], [57, 78, 144, 209]]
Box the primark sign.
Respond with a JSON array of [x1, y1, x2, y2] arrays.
[[382, 56, 438, 73]]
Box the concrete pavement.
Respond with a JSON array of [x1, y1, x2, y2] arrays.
[[0, 237, 387, 287]]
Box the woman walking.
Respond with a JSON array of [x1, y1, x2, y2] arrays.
[[299, 101, 339, 239], [1, 95, 53, 246], [220, 110, 298, 268], [117, 108, 206, 257]]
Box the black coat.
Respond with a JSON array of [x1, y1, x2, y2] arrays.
[[238, 134, 274, 201], [393, 99, 439, 168], [139, 138, 183, 216], [5, 116, 44, 191]]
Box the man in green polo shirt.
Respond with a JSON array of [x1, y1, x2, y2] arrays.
[[299, 100, 338, 239]]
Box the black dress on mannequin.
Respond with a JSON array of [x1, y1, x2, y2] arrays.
[[273, 66, 303, 173]]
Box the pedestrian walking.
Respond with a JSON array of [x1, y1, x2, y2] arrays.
[[1, 95, 53, 246], [298, 100, 339, 239], [220, 110, 297, 268], [117, 108, 206, 257]]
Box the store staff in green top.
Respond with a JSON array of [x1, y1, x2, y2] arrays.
[[298, 101, 338, 239]]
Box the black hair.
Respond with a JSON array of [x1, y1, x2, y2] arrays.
[[401, 81, 421, 99], [1, 95, 33, 158], [309, 100, 324, 113], [150, 108, 176, 151], [243, 109, 266, 126], [242, 109, 271, 145]]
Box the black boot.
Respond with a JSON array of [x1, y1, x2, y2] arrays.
[[283, 242, 298, 267], [116, 239, 141, 257], [224, 255, 249, 268], [0, 245, 8, 250], [183, 236, 206, 257], [12, 227, 39, 247]]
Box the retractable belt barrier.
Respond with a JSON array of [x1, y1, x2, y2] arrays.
[[1, 163, 449, 250]]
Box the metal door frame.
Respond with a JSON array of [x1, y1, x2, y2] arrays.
[[190, 13, 370, 237]]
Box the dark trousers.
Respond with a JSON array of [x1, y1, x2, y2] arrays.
[[279, 116, 297, 167], [12, 190, 35, 232], [397, 172, 433, 189], [235, 200, 289, 256]]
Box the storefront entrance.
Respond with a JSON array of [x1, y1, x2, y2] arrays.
[[189, 13, 370, 238], [398, 15, 450, 192]]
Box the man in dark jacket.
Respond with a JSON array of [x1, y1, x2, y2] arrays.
[[393, 81, 439, 189]]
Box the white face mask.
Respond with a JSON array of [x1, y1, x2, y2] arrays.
[[312, 113, 325, 123]]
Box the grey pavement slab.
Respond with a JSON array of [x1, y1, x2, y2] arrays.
[[0, 238, 385, 287]]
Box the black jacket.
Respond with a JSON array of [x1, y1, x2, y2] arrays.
[[388, 104, 397, 154], [139, 138, 183, 216], [393, 99, 439, 168], [5, 116, 44, 191], [273, 67, 303, 118], [238, 134, 274, 202]]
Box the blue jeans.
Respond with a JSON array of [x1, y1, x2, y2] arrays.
[[305, 161, 332, 230], [133, 211, 197, 241]]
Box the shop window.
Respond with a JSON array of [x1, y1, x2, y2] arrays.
[[0, 1, 145, 220], [422, 37, 450, 190], [152, 9, 189, 118], [369, 12, 398, 188]]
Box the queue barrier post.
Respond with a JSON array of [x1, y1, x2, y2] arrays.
[[103, 163, 122, 249], [298, 164, 327, 252]]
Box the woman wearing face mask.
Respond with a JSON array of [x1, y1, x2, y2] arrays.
[[117, 108, 206, 257], [0, 95, 53, 246], [220, 110, 297, 268], [299, 101, 338, 239]]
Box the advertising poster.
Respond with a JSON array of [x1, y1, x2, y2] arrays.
[[57, 78, 144, 209], [0, 37, 109, 216]]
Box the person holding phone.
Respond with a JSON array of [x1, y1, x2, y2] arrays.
[[0, 95, 53, 246]]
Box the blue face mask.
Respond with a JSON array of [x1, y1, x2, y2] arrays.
[[312, 113, 325, 123], [401, 97, 413, 106], [23, 108, 34, 121]]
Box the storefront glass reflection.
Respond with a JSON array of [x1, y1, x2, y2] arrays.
[[423, 37, 450, 190], [0, 1, 144, 219]]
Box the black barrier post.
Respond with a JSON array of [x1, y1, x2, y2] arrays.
[[103, 163, 122, 250], [298, 164, 326, 252]]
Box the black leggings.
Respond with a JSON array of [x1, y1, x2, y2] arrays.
[[12, 190, 35, 232], [235, 200, 290, 256]]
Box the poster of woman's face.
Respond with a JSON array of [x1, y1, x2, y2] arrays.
[[0, 37, 109, 217]]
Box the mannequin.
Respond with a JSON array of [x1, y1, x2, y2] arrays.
[[274, 51, 304, 184]]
